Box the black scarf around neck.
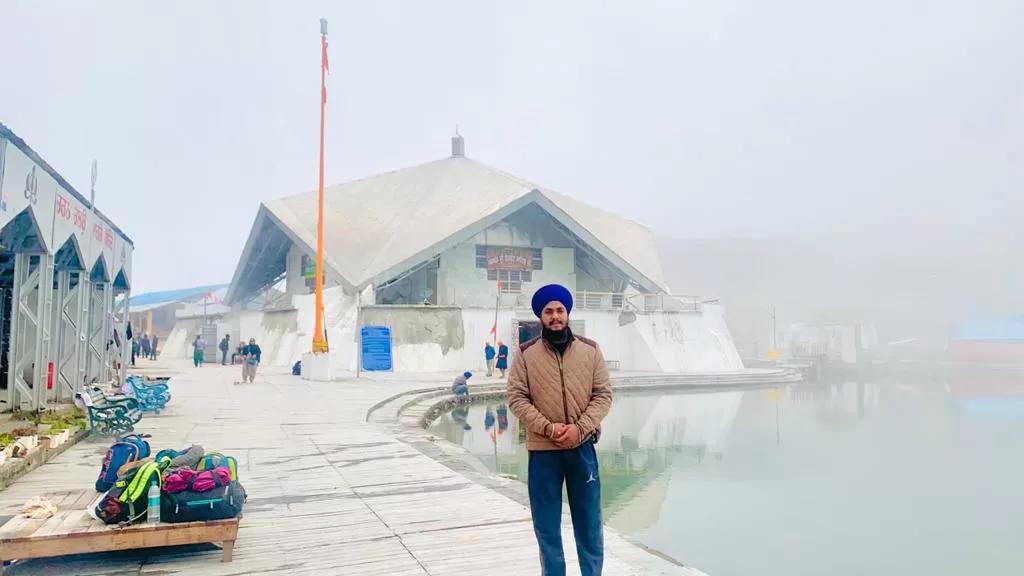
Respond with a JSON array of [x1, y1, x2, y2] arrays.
[[542, 325, 574, 356]]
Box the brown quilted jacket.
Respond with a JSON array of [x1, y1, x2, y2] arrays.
[[506, 334, 613, 451]]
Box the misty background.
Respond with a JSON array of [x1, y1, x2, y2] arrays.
[[2, 0, 1021, 352]]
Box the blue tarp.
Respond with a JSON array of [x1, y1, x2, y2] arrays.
[[953, 317, 1024, 341], [130, 284, 229, 308]]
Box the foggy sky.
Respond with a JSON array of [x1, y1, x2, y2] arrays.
[[1, 0, 1022, 294]]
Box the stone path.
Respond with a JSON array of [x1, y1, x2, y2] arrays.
[[0, 360, 707, 575]]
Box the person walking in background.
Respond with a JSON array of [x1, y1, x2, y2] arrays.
[[496, 340, 509, 378], [140, 334, 151, 361], [150, 334, 159, 360], [192, 335, 205, 367], [507, 284, 612, 576], [241, 338, 262, 383], [219, 334, 231, 365], [484, 342, 496, 377]]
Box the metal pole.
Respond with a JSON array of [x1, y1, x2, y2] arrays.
[[119, 293, 129, 385], [775, 392, 781, 445], [492, 281, 500, 346], [312, 18, 330, 354], [355, 289, 362, 379]]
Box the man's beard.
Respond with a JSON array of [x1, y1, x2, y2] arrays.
[[542, 322, 572, 347]]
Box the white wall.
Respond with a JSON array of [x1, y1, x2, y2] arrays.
[[166, 293, 744, 374], [366, 306, 743, 374]]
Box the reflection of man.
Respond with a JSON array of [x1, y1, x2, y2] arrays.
[[484, 405, 496, 431], [507, 284, 612, 576], [496, 404, 509, 433]]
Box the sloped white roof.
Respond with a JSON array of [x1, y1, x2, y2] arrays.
[[260, 156, 667, 293]]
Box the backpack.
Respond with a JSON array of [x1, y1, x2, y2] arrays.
[[292, 361, 301, 376], [196, 452, 238, 482], [95, 461, 163, 525], [161, 475, 246, 524], [95, 434, 152, 492], [155, 445, 205, 471]]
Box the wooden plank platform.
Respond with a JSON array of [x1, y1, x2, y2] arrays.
[[0, 489, 238, 573]]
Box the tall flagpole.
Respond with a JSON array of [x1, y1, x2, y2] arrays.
[[312, 18, 330, 354], [492, 279, 500, 346]]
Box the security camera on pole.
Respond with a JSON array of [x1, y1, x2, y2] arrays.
[[303, 17, 335, 381]]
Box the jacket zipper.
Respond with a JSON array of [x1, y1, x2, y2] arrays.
[[556, 348, 569, 424]]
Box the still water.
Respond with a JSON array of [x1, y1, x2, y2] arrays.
[[428, 375, 1024, 576]]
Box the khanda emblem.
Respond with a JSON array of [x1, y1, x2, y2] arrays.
[[24, 166, 38, 205]]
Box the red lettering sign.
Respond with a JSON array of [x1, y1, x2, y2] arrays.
[[92, 223, 104, 242], [73, 208, 87, 232], [55, 195, 71, 220], [486, 248, 533, 271], [104, 228, 114, 249]]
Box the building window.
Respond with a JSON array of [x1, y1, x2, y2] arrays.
[[475, 245, 488, 268], [486, 269, 531, 292], [531, 248, 543, 270]]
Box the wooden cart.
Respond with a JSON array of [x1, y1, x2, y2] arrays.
[[0, 490, 238, 573]]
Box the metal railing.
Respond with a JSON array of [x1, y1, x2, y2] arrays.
[[574, 291, 705, 313]]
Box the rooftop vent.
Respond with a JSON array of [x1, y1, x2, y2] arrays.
[[451, 131, 465, 157]]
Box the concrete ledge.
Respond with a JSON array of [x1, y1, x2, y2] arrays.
[[0, 427, 90, 492], [301, 352, 337, 381]]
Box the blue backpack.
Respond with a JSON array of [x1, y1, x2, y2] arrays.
[[95, 434, 151, 492]]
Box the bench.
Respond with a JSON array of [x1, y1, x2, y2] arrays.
[[74, 387, 143, 437], [0, 490, 239, 573], [124, 376, 171, 415]]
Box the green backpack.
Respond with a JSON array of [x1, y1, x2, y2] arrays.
[[196, 452, 238, 482]]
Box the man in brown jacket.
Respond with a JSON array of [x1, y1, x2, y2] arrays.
[[507, 284, 612, 576]]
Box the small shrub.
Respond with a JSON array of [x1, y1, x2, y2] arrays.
[[11, 426, 38, 438]]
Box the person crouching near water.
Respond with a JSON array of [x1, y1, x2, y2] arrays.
[[507, 283, 612, 576], [452, 371, 472, 398]]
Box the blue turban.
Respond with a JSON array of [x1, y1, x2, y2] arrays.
[[531, 284, 573, 318]]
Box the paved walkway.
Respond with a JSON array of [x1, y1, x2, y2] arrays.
[[0, 360, 705, 575]]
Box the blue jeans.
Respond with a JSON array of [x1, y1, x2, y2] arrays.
[[528, 439, 603, 576]]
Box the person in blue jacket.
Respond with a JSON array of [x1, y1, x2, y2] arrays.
[[496, 341, 509, 378], [484, 342, 496, 376]]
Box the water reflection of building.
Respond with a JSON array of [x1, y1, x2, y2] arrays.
[[429, 391, 745, 535], [947, 364, 1024, 419], [789, 381, 880, 420]]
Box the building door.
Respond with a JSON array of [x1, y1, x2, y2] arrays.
[[201, 324, 218, 361], [516, 320, 542, 347]]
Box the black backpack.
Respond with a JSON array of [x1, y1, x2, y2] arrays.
[[161, 475, 247, 524]]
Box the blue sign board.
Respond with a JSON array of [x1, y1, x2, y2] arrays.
[[361, 325, 393, 372]]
